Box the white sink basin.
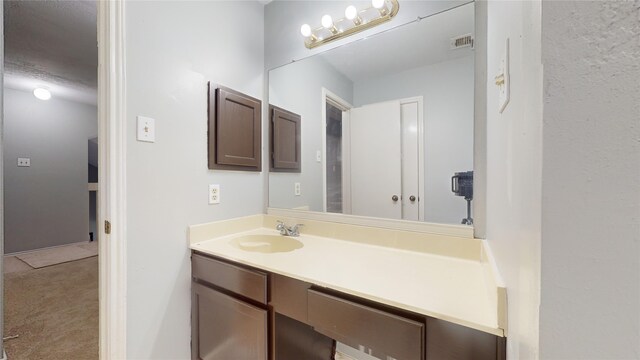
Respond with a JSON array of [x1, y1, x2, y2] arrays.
[[230, 234, 303, 253]]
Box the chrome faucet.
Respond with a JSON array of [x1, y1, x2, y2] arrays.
[[276, 221, 303, 237]]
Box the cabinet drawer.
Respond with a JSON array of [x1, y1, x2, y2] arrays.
[[270, 273, 311, 323], [192, 253, 267, 304], [308, 289, 424, 360]]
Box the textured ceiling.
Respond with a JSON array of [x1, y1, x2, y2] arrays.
[[4, 0, 97, 105]]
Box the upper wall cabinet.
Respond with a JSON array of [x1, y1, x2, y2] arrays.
[[270, 105, 301, 173], [208, 84, 262, 171]]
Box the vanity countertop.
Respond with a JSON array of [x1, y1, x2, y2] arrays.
[[189, 215, 506, 337]]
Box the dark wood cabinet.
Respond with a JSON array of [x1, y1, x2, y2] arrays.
[[269, 106, 301, 172], [191, 283, 268, 360], [208, 84, 262, 171], [191, 252, 506, 360], [426, 318, 506, 360], [192, 254, 269, 360], [192, 254, 267, 304]]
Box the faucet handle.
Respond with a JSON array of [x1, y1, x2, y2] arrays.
[[290, 223, 304, 236]]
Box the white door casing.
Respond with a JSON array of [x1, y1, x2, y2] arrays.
[[98, 1, 127, 358], [321, 88, 352, 213]]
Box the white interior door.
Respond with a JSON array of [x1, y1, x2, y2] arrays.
[[349, 100, 402, 219], [401, 101, 420, 221]]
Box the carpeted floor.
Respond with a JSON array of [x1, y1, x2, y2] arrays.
[[4, 256, 98, 360]]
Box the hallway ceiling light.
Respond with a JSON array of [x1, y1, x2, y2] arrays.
[[33, 88, 51, 101], [300, 0, 399, 49]]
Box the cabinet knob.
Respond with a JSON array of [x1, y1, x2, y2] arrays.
[[391, 195, 399, 202], [409, 195, 416, 202]]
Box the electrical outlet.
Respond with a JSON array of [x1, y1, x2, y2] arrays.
[[209, 184, 220, 204], [17, 158, 31, 167], [294, 182, 301, 196]]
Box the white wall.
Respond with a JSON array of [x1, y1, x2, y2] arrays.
[[484, 1, 542, 359], [124, 1, 265, 358], [354, 55, 474, 224], [268, 56, 353, 211], [3, 88, 97, 254], [264, 0, 470, 69], [539, 1, 640, 358]]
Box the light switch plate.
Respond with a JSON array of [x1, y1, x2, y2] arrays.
[[137, 116, 155, 142], [17, 157, 30, 167], [316, 150, 322, 162], [498, 38, 510, 113], [294, 182, 301, 196], [209, 184, 220, 204]]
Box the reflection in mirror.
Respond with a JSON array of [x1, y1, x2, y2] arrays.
[[269, 2, 475, 226]]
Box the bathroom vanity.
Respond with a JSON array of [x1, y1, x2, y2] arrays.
[[189, 215, 506, 360]]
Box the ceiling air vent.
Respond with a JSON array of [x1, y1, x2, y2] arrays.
[[451, 34, 474, 49]]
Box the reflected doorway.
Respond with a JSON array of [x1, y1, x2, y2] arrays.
[[326, 102, 343, 214]]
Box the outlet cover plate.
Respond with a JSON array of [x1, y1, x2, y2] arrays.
[[17, 158, 30, 167], [209, 184, 220, 204]]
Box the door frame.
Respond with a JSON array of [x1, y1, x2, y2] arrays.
[[321, 88, 352, 213], [97, 1, 127, 358], [339, 96, 425, 221]]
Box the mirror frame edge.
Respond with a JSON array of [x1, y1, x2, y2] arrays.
[[473, 0, 487, 239]]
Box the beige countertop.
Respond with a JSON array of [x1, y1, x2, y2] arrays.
[[189, 215, 506, 337]]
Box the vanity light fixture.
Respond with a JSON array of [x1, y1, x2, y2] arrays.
[[33, 88, 51, 101], [300, 0, 399, 49]]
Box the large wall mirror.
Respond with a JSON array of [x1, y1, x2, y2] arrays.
[[268, 2, 475, 226]]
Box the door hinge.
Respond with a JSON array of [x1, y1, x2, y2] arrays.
[[104, 220, 111, 235]]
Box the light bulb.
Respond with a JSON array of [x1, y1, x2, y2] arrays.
[[300, 24, 312, 37], [345, 5, 363, 25], [321, 14, 333, 29], [372, 0, 385, 9], [33, 88, 51, 101], [345, 5, 357, 20]]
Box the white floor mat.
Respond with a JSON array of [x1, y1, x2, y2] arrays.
[[16, 242, 98, 268]]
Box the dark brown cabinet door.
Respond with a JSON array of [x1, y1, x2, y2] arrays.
[[426, 318, 505, 360], [208, 85, 262, 171], [270, 106, 301, 172], [192, 283, 267, 360]]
